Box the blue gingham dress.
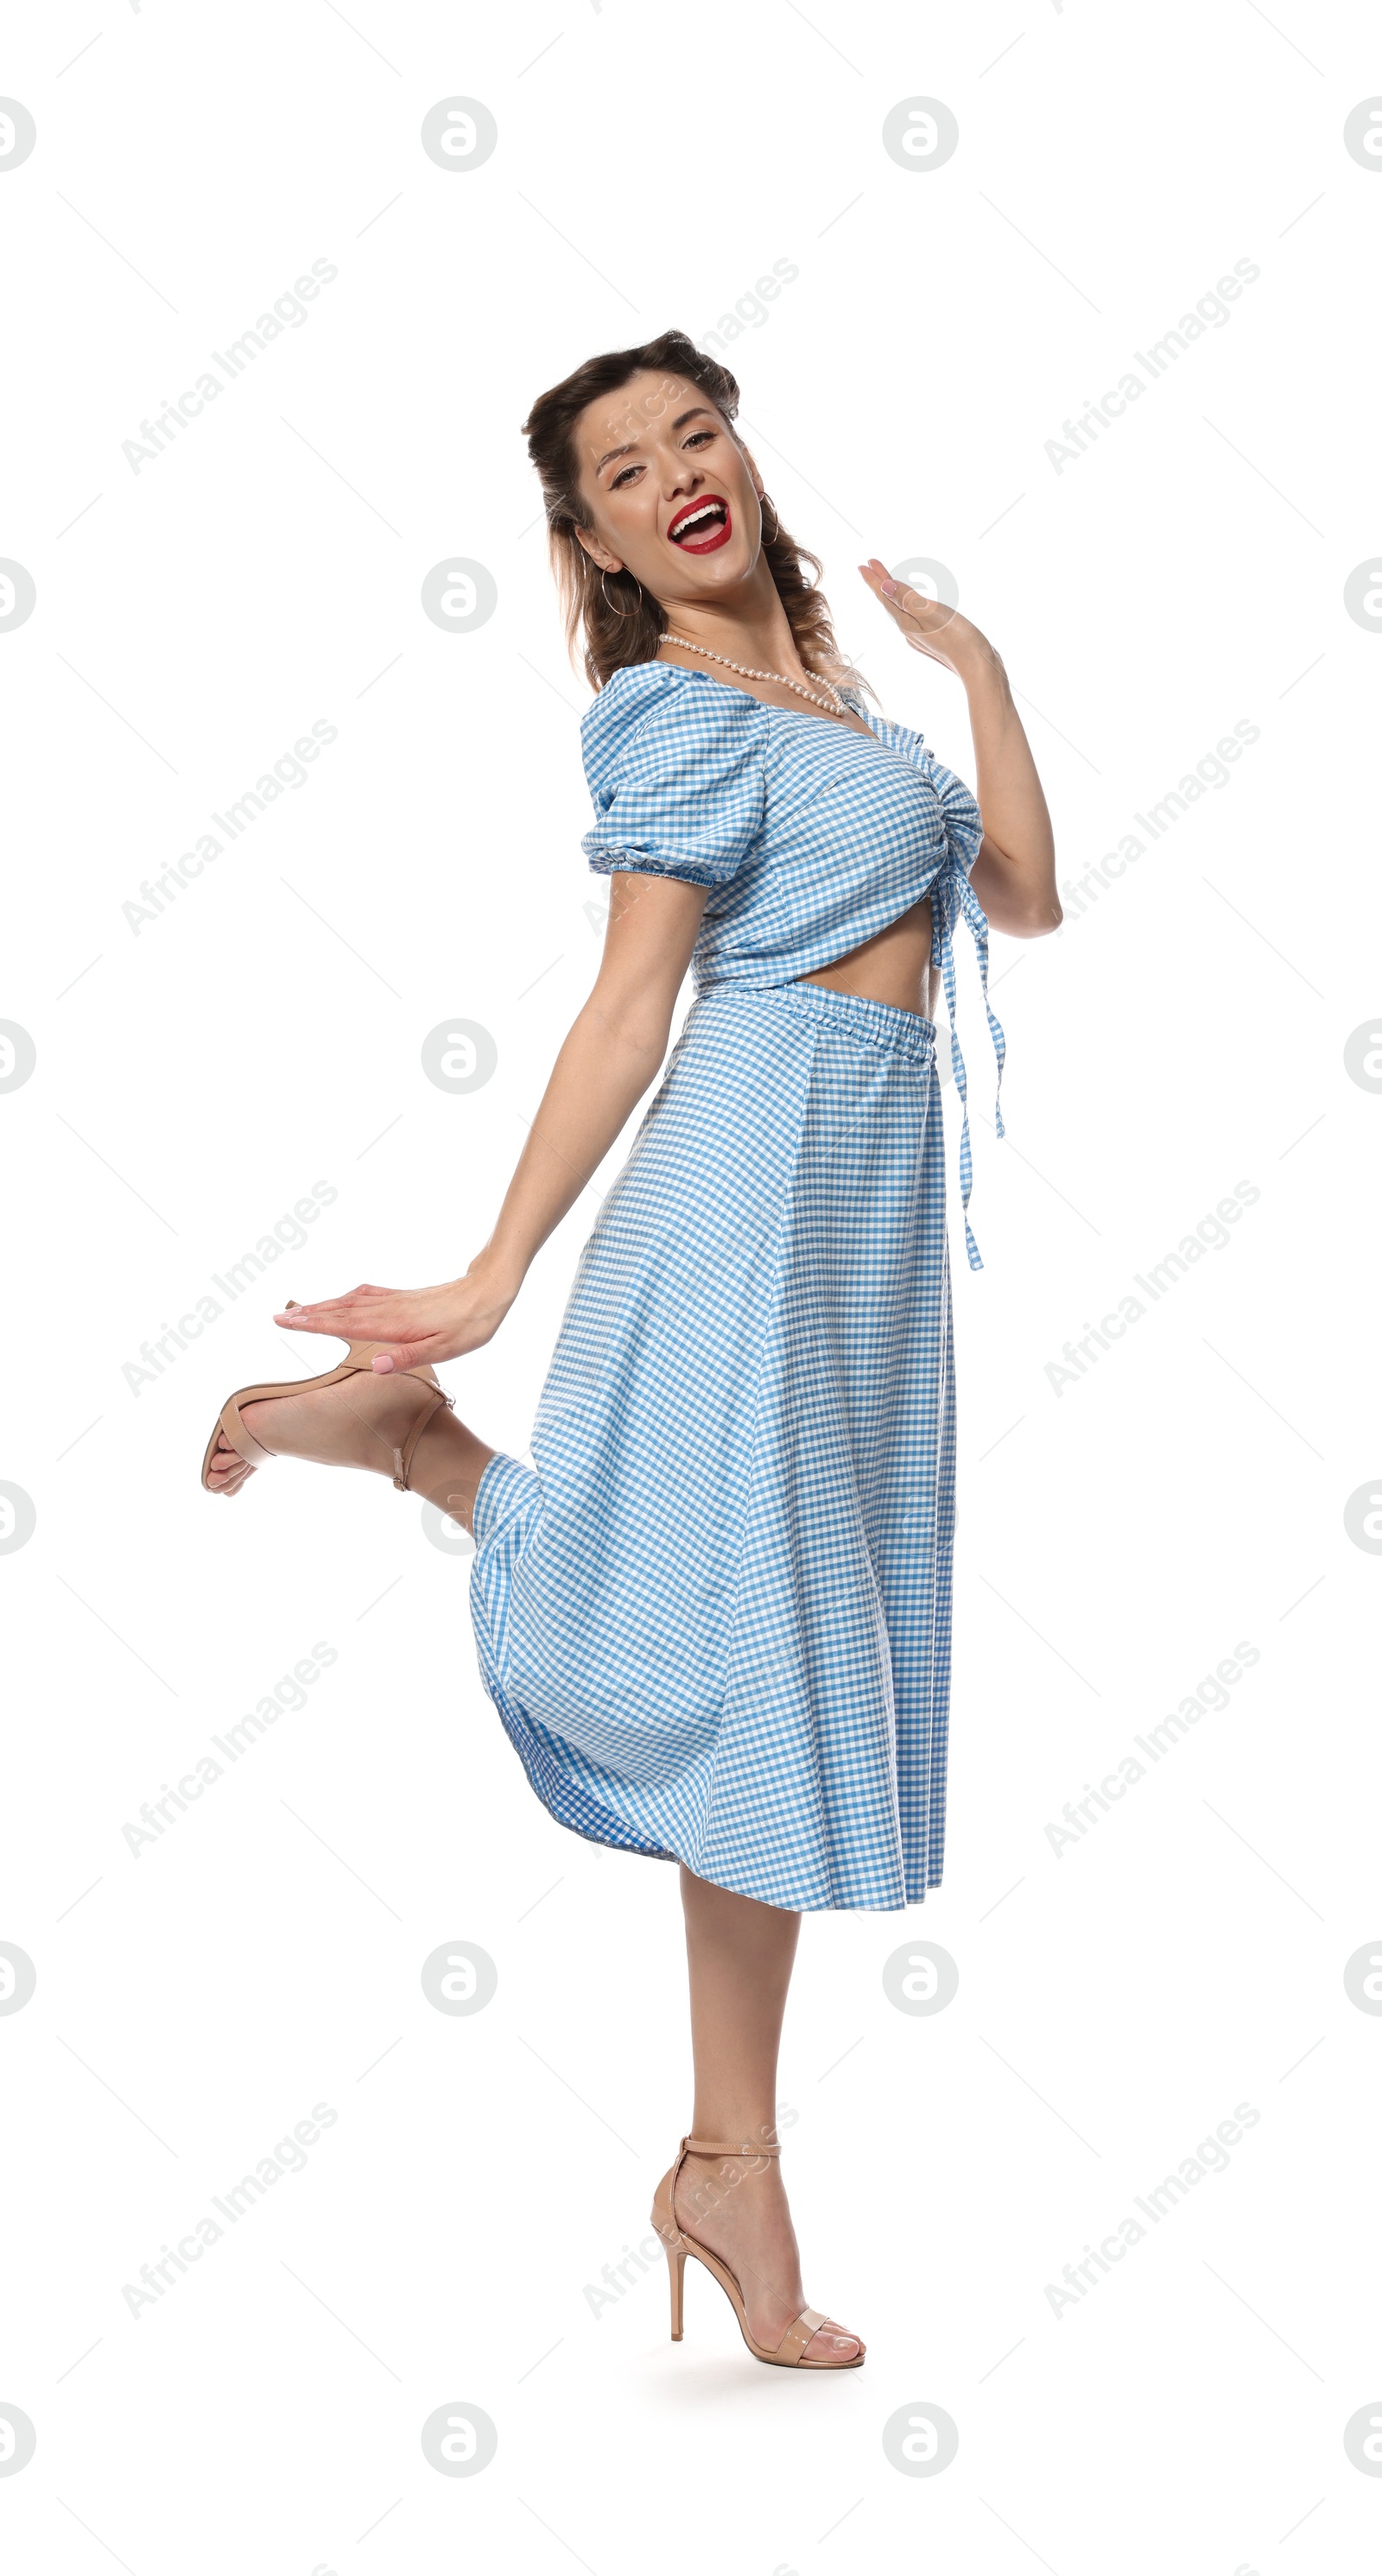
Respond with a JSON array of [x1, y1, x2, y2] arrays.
[[469, 662, 1005, 1911]]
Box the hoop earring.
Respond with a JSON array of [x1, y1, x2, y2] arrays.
[[599, 568, 637, 619], [758, 491, 780, 543]]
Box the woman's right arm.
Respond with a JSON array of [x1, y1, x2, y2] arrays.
[[274, 871, 708, 1370]]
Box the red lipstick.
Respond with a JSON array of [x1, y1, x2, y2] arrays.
[[667, 496, 732, 554]]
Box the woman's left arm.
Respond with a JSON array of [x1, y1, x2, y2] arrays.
[[859, 558, 1061, 938]]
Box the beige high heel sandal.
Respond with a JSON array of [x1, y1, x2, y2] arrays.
[[650, 2137, 865, 2369], [200, 1301, 454, 1496]]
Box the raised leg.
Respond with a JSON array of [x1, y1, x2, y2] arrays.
[[676, 1866, 860, 2362]]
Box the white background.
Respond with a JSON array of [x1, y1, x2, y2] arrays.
[[3, 2, 1379, 2570]]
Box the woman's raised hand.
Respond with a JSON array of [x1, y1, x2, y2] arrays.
[[273, 1263, 517, 1373], [858, 556, 990, 678]]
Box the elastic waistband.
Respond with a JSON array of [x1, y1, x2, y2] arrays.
[[696, 978, 938, 1067]]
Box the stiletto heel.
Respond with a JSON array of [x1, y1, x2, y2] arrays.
[[650, 2137, 864, 2370], [665, 2243, 687, 2340], [200, 1301, 454, 1496]]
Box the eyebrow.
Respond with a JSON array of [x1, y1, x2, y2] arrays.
[[593, 405, 715, 477]]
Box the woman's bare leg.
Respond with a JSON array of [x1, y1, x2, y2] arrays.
[[208, 1401, 859, 2354], [405, 1409, 495, 1531], [676, 1866, 860, 2361]]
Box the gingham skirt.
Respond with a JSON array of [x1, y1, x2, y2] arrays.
[[468, 979, 956, 1913]]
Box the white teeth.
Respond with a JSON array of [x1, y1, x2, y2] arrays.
[[672, 503, 724, 541]]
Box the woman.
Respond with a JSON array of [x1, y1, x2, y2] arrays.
[[202, 331, 1059, 2370]]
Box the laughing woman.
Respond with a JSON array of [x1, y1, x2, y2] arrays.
[[203, 330, 1058, 2370]]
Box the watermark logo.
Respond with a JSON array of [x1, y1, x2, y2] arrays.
[[1056, 720, 1261, 932], [882, 1940, 959, 2015], [1343, 564, 1382, 632], [0, 562, 36, 632], [421, 1019, 498, 1092], [1345, 2406, 1382, 2472], [1343, 1484, 1382, 1554], [1344, 1945, 1382, 2012], [583, 2231, 669, 2319], [891, 557, 959, 610], [420, 2402, 498, 2474], [882, 99, 959, 172], [1045, 2104, 1260, 2319], [121, 2105, 338, 2319], [1045, 1641, 1260, 1857], [1042, 261, 1262, 474], [120, 264, 339, 475], [0, 2403, 36, 2476], [1043, 1181, 1261, 1396], [0, 1943, 37, 2013], [421, 1941, 498, 2016], [0, 101, 36, 174], [422, 1499, 472, 1556], [584, 2103, 799, 2320], [121, 720, 339, 936], [0, 1486, 36, 1557], [698, 258, 800, 354], [1345, 1019, 1382, 1086], [1343, 100, 1382, 169], [421, 99, 498, 173], [421, 560, 497, 633], [0, 1021, 36, 1089], [120, 1180, 339, 1395], [882, 2402, 960, 2474], [121, 1643, 339, 1857]]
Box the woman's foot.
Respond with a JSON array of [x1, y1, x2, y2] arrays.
[[675, 2150, 861, 2363], [206, 1368, 492, 1525]]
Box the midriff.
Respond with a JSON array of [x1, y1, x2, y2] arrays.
[[796, 895, 939, 1020]]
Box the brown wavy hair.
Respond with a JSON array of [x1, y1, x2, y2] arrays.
[[522, 328, 864, 698]]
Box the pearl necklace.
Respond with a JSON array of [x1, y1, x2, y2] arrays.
[[659, 631, 847, 718]]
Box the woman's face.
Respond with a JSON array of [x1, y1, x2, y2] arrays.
[[573, 369, 767, 608]]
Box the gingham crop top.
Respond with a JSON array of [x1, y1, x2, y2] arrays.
[[580, 659, 1006, 1269]]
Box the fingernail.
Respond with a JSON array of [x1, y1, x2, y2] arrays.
[[372, 1355, 396, 1373], [880, 577, 898, 596]]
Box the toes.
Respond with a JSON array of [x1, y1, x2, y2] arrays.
[[206, 1440, 254, 1495], [807, 2322, 861, 2363]]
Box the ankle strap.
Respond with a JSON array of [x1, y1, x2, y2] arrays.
[[390, 1385, 455, 1491], [681, 2135, 782, 2156]]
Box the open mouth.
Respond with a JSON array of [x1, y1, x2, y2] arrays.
[[667, 497, 732, 554]]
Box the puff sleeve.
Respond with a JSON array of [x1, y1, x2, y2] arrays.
[[580, 664, 766, 889]]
